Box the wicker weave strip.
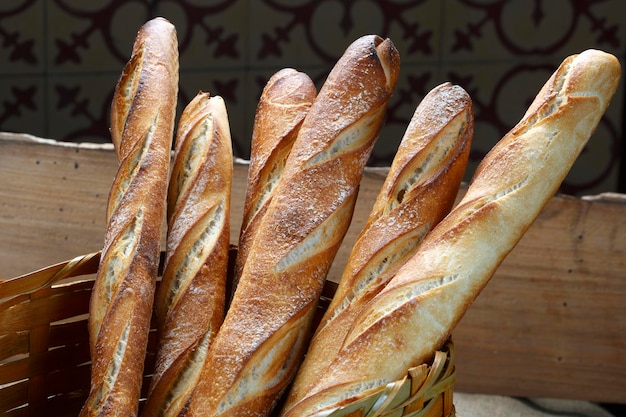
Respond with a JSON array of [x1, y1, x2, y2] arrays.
[[0, 252, 100, 301]]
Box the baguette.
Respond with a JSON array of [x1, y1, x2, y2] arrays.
[[283, 81, 473, 409], [141, 92, 232, 417], [184, 34, 400, 417], [234, 68, 316, 289], [282, 49, 621, 417], [80, 17, 178, 416]]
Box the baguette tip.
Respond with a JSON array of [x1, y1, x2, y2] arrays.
[[374, 37, 400, 89]]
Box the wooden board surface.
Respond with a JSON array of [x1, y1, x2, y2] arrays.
[[1, 133, 625, 404]]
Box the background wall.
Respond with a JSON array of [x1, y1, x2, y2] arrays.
[[1, 0, 624, 196]]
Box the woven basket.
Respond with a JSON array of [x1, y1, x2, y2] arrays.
[[0, 252, 455, 417]]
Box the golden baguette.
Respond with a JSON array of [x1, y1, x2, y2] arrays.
[[141, 93, 232, 417], [282, 49, 621, 417], [80, 17, 178, 417], [283, 81, 473, 410], [234, 68, 317, 290], [184, 34, 400, 417]]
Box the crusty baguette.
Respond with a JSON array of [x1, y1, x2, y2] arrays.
[[141, 92, 232, 417], [183, 34, 400, 417], [80, 17, 178, 417], [234, 68, 316, 289], [283, 81, 473, 409], [282, 49, 621, 417]]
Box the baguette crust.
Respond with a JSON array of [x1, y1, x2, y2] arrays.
[[184, 35, 400, 417], [234, 68, 316, 288], [283, 49, 621, 417], [141, 93, 232, 417], [283, 82, 473, 410], [81, 17, 178, 417]]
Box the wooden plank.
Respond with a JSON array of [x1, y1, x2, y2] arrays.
[[1, 133, 114, 278], [1, 133, 625, 403], [0, 133, 382, 281]]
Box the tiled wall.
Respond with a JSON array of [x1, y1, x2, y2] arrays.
[[1, 0, 624, 196]]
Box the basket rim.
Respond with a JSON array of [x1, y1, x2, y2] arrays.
[[0, 252, 455, 417], [0, 252, 101, 301]]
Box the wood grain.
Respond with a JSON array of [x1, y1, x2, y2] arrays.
[[1, 132, 624, 404]]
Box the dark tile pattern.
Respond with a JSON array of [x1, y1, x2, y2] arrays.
[[1, 0, 624, 196]]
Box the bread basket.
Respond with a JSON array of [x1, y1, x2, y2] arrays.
[[0, 251, 456, 417]]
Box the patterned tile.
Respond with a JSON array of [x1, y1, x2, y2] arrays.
[[382, 0, 442, 65], [0, 0, 623, 196], [46, 73, 116, 143], [161, 0, 249, 71], [46, 1, 144, 73], [443, 0, 625, 62], [0, 77, 45, 136], [0, 0, 45, 75], [248, 1, 333, 70], [249, 0, 441, 71]]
